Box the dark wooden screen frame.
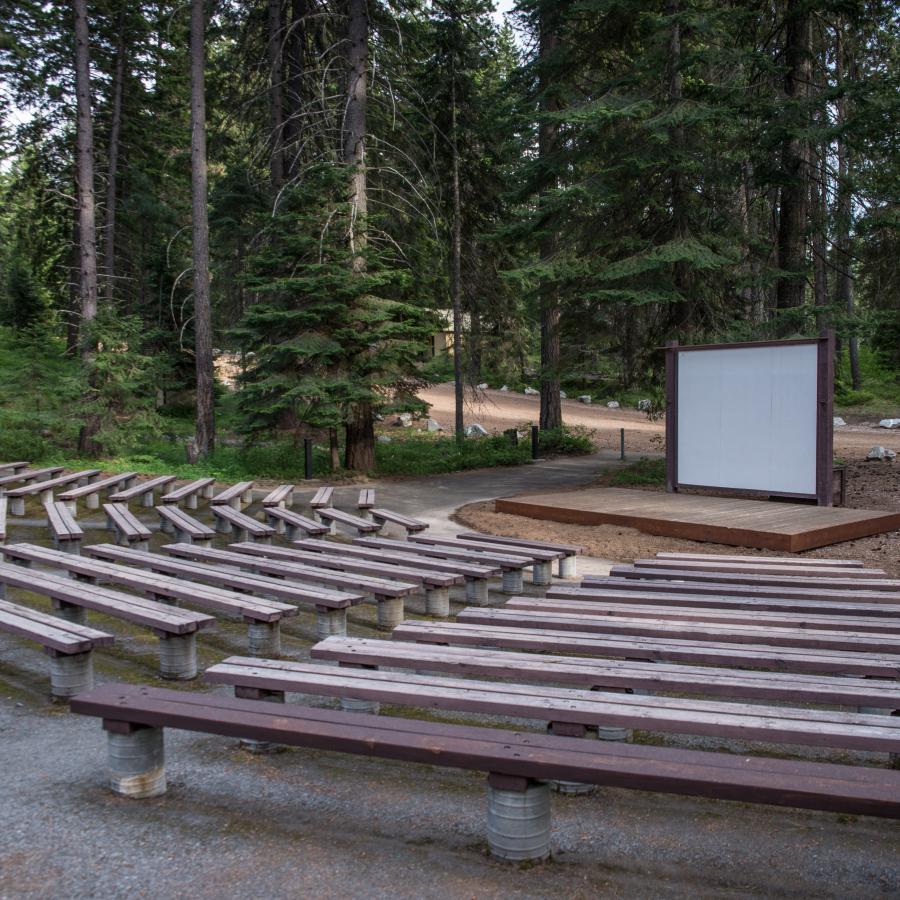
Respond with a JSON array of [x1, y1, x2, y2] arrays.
[[665, 332, 835, 506]]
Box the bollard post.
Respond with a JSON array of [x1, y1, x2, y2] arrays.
[[304, 438, 313, 480], [531, 425, 540, 460], [620, 428, 625, 460]]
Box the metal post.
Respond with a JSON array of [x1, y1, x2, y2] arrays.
[[531, 425, 540, 460], [304, 438, 313, 480], [619, 428, 625, 461]]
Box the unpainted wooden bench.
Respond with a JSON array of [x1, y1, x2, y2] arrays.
[[46, 501, 84, 554], [58, 471, 138, 513], [84, 543, 363, 637], [211, 504, 276, 542], [233, 541, 463, 617], [262, 484, 294, 509], [0, 561, 213, 678], [0, 465, 63, 491], [0, 460, 29, 474], [264, 507, 329, 539], [108, 475, 177, 508], [357, 488, 375, 512], [309, 486, 334, 514], [160, 477, 216, 509], [633, 557, 887, 579], [70, 682, 900, 863], [368, 508, 428, 537], [210, 481, 255, 511], [6, 469, 101, 515], [459, 531, 584, 578], [0, 596, 113, 698], [655, 551, 865, 568], [1, 543, 297, 658], [156, 505, 215, 546], [103, 502, 152, 551], [165, 542, 417, 630], [316, 507, 381, 537]]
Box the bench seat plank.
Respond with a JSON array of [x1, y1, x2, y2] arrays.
[[264, 508, 329, 537], [0, 597, 114, 654], [58, 472, 138, 502], [357, 489, 375, 509], [368, 508, 428, 533], [47, 501, 84, 542], [356, 536, 529, 571], [316, 507, 381, 534], [104, 503, 153, 540], [655, 551, 864, 568], [211, 505, 275, 537], [160, 477, 216, 504], [459, 532, 585, 556], [633, 558, 886, 579], [156, 505, 216, 539], [0, 466, 63, 488], [70, 683, 900, 819], [310, 486, 334, 508], [262, 484, 294, 507], [0, 461, 29, 473], [108, 475, 177, 503], [311, 636, 900, 709], [210, 481, 255, 505], [410, 534, 559, 562], [6, 469, 100, 498]]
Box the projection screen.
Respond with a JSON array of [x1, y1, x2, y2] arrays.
[[665, 336, 833, 504]]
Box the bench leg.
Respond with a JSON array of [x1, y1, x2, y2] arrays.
[[234, 686, 285, 752], [592, 686, 633, 742], [316, 607, 347, 639], [160, 516, 174, 535], [47, 648, 93, 699], [54, 599, 87, 626], [339, 661, 380, 714], [532, 561, 553, 587], [228, 497, 241, 511], [486, 773, 551, 862], [186, 494, 198, 510], [253, 533, 272, 545], [64, 538, 82, 556], [271, 515, 286, 535], [501, 568, 524, 594], [328, 519, 337, 536], [546, 722, 596, 795], [285, 523, 299, 541], [376, 596, 404, 631], [85, 492, 100, 510], [215, 515, 231, 534], [247, 620, 281, 657], [64, 500, 78, 516], [140, 491, 154, 508], [10, 497, 25, 516], [105, 722, 166, 799], [133, 539, 150, 553], [559, 556, 577, 579], [201, 484, 214, 500], [158, 632, 198, 680], [232, 525, 249, 543], [465, 578, 490, 606], [425, 586, 450, 618]]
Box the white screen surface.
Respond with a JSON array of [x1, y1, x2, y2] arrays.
[[675, 343, 819, 495]]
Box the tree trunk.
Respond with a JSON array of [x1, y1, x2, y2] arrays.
[[104, 5, 127, 303], [450, 56, 465, 443], [328, 427, 340, 472], [538, 10, 561, 431], [283, 0, 307, 176], [341, 0, 374, 471], [190, 0, 216, 457], [268, 0, 285, 193], [812, 133, 828, 332], [775, 0, 812, 317]]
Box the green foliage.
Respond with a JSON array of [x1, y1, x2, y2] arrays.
[[374, 433, 530, 476], [608, 456, 666, 487], [538, 426, 593, 455]]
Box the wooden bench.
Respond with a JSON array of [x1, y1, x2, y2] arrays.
[[210, 481, 255, 511], [204, 655, 900, 757], [392, 621, 900, 678], [46, 501, 84, 554], [103, 503, 153, 551], [312, 635, 900, 711], [164, 542, 417, 631], [609, 564, 900, 593], [357, 488, 375, 512], [261, 484, 295, 509], [58, 471, 139, 513], [633, 557, 887, 580], [456, 607, 900, 655], [84, 543, 362, 637], [70, 683, 900, 863], [108, 475, 177, 508], [459, 532, 584, 579], [264, 507, 329, 539], [0, 496, 6, 544], [309, 486, 334, 513], [1, 543, 297, 658], [232, 542, 464, 618], [519, 595, 900, 634], [0, 465, 63, 491], [0, 561, 213, 679], [160, 477, 216, 509], [368, 508, 429, 537], [6, 469, 101, 514], [0, 460, 29, 474], [357, 536, 531, 594], [316, 507, 382, 537], [156, 505, 216, 546], [294, 538, 498, 605], [0, 596, 113, 699], [654, 551, 865, 569], [211, 505, 276, 542]]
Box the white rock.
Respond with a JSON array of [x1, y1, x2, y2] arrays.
[[879, 418, 900, 429], [637, 399, 652, 411], [578, 395, 592, 404], [523, 387, 539, 396], [476, 382, 488, 391], [426, 418, 443, 432], [377, 435, 392, 444], [867, 445, 897, 460], [465, 423, 489, 438], [500, 385, 509, 392], [833, 416, 846, 427], [393, 412, 413, 427], [607, 400, 620, 409], [559, 391, 567, 399]]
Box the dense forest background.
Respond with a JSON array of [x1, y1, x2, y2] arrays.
[[0, 0, 897, 476]]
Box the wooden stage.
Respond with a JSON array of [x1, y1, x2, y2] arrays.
[[494, 487, 900, 552]]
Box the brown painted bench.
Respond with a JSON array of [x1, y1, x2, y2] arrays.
[[294, 538, 498, 605], [0, 595, 113, 698], [6, 469, 101, 514], [211, 505, 276, 542], [264, 507, 329, 539], [261, 484, 294, 508], [392, 621, 900, 678], [0, 465, 63, 490], [311, 635, 900, 710], [315, 507, 381, 537], [0, 560, 213, 679], [356, 536, 531, 595], [309, 486, 334, 511], [160, 477, 216, 509], [58, 471, 138, 513], [204, 655, 900, 757], [46, 501, 84, 553], [459, 532, 584, 579], [1, 543, 296, 658], [232, 542, 463, 618], [633, 557, 887, 579], [69, 683, 900, 866], [84, 543, 363, 637], [0, 461, 29, 474], [156, 505, 215, 546], [655, 551, 865, 569], [164, 542, 417, 631], [211, 481, 255, 510], [368, 508, 429, 536], [108, 475, 177, 508], [103, 502, 152, 550], [357, 488, 375, 511]]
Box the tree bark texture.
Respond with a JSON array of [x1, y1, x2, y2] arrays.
[[104, 5, 127, 302], [283, 0, 307, 176], [268, 0, 285, 192], [191, 0, 216, 456], [450, 58, 465, 442]]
